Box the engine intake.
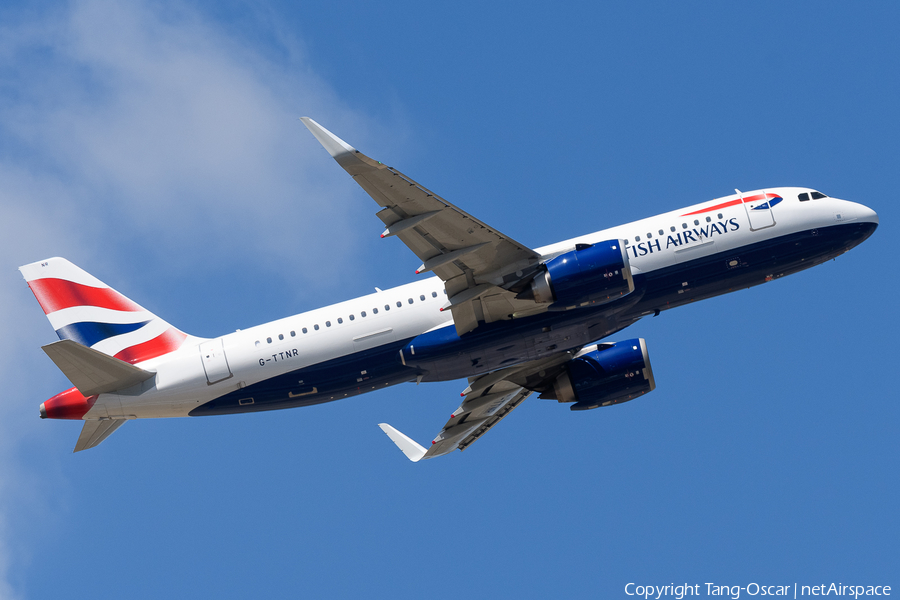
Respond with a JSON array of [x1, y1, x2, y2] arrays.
[[517, 240, 634, 310], [542, 338, 655, 410]]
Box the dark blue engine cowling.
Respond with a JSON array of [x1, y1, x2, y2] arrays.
[[518, 240, 634, 310], [552, 338, 655, 410]]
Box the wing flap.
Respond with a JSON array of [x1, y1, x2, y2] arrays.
[[42, 339, 155, 396], [456, 387, 532, 452]]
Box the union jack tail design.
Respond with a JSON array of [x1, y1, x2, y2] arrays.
[[19, 257, 193, 365]]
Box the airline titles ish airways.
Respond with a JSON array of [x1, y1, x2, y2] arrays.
[[627, 218, 741, 259]]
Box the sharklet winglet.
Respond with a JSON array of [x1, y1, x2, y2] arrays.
[[378, 423, 427, 462], [299, 117, 356, 159]]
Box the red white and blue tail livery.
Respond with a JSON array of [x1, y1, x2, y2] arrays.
[[20, 257, 193, 364], [19, 119, 879, 458]]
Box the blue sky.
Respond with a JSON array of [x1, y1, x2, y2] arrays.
[[1, 1, 897, 598]]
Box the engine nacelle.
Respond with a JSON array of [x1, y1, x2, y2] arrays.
[[546, 338, 655, 410], [517, 240, 634, 310]]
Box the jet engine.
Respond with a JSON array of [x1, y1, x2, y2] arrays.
[[540, 338, 655, 410], [516, 240, 634, 310]]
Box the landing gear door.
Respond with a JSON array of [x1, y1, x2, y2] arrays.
[[200, 339, 232, 384], [739, 189, 775, 231]]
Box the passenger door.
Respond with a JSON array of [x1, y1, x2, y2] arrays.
[[740, 189, 776, 231]]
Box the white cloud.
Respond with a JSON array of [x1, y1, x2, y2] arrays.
[[1, 0, 378, 288], [0, 1, 386, 596]]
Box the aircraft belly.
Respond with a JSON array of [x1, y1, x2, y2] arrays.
[[630, 222, 877, 316], [189, 310, 631, 416], [189, 338, 419, 416]]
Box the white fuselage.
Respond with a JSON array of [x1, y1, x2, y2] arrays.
[[86, 187, 876, 420]]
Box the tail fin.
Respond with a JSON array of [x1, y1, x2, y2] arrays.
[[19, 257, 191, 365]]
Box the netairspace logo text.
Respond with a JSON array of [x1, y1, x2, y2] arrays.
[[625, 583, 892, 599]]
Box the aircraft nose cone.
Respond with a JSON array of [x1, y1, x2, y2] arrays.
[[861, 204, 879, 225], [849, 202, 879, 246], [840, 200, 879, 230], [40, 402, 47, 419]]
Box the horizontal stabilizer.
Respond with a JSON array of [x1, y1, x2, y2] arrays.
[[378, 423, 427, 462], [74, 418, 126, 452], [42, 339, 155, 396]]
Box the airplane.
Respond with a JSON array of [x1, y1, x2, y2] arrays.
[[20, 118, 878, 460]]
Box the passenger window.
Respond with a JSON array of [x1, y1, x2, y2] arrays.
[[420, 295, 425, 301], [314, 324, 319, 331], [349, 314, 355, 321], [706, 216, 711, 222], [811, 191, 826, 200], [658, 229, 664, 236], [361, 311, 367, 317], [693, 219, 699, 226], [278, 334, 284, 340], [384, 304, 390, 311], [718, 213, 723, 219], [337, 318, 343, 324], [373, 308, 378, 314], [682, 223, 688, 229], [302, 328, 308, 334], [646, 233, 652, 239], [396, 301, 402, 308], [255, 340, 260, 347], [290, 331, 295, 337], [267, 337, 272, 343], [670, 226, 676, 232], [635, 236, 641, 242], [432, 292, 437, 298], [408, 298, 414, 304], [326, 321, 331, 327]]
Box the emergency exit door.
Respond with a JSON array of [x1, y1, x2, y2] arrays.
[[200, 339, 232, 384]]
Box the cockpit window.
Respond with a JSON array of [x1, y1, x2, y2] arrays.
[[799, 190, 827, 202]]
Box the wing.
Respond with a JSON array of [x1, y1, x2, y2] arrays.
[[379, 384, 533, 462], [378, 350, 580, 461], [301, 118, 546, 335]]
